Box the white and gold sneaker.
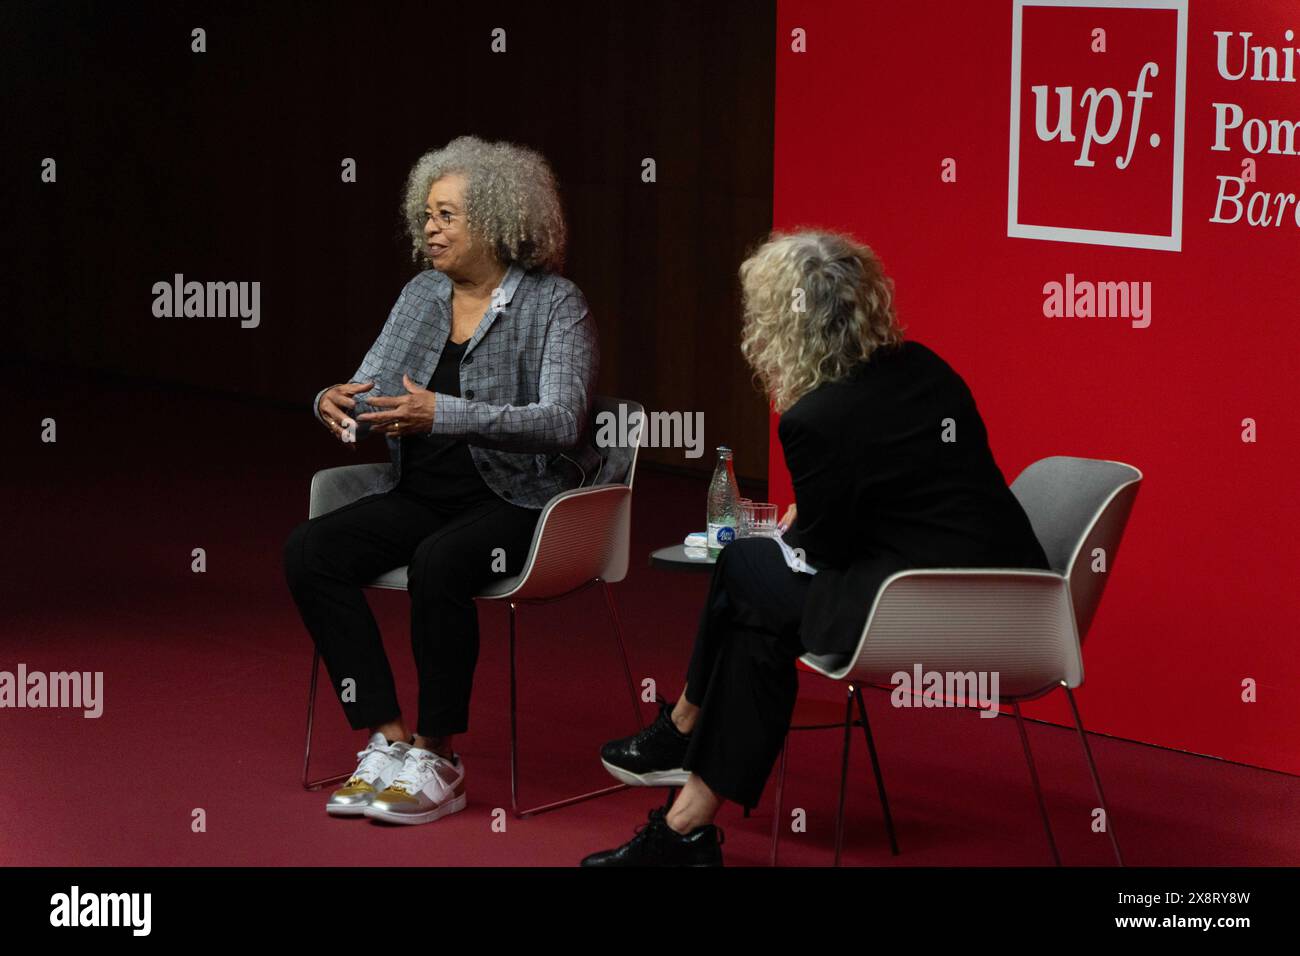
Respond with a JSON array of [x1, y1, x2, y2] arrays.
[[363, 747, 466, 825], [325, 732, 411, 817]]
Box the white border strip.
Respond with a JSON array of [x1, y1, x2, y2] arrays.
[[1008, 0, 1187, 252]]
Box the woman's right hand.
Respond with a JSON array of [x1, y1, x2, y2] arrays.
[[317, 382, 374, 444], [778, 502, 797, 533]]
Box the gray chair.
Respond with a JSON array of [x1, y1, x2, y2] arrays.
[[301, 396, 648, 818], [770, 456, 1142, 866]]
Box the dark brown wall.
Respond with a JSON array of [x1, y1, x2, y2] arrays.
[[5, 0, 775, 480]]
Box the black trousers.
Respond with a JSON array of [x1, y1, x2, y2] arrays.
[[681, 536, 813, 808], [282, 488, 540, 738]]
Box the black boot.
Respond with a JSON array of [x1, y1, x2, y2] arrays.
[[600, 697, 691, 787], [580, 807, 724, 867]]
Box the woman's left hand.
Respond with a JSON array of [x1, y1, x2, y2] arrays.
[[355, 373, 438, 438]]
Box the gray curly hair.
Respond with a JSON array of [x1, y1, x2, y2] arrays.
[[739, 230, 904, 413], [401, 135, 567, 271]]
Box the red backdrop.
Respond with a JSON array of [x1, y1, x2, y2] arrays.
[[769, 0, 1299, 773]]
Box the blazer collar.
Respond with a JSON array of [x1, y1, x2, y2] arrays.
[[496, 261, 525, 307], [462, 261, 525, 353]]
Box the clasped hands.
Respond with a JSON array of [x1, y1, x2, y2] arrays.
[[317, 374, 437, 447]]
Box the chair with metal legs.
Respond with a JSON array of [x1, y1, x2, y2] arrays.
[[300, 396, 648, 818], [768, 675, 899, 866], [769, 456, 1141, 866]]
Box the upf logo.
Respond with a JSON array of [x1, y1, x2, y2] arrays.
[[1008, 0, 1187, 250]]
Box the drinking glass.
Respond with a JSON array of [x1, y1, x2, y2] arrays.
[[737, 498, 754, 537], [746, 502, 779, 537]]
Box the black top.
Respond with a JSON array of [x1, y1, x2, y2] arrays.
[[396, 338, 495, 506], [779, 340, 1050, 656]]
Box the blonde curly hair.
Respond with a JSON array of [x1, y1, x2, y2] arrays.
[[401, 135, 566, 271], [739, 230, 903, 413]]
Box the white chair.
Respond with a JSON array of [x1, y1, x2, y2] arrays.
[[301, 396, 648, 818], [770, 456, 1142, 866]]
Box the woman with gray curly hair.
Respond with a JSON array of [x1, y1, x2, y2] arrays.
[[584, 229, 1049, 866], [283, 135, 601, 826]]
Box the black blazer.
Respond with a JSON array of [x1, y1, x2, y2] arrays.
[[779, 340, 1050, 656]]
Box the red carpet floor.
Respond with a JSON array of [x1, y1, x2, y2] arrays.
[[2, 368, 1298, 866]]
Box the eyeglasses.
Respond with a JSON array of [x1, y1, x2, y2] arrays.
[[426, 210, 461, 230]]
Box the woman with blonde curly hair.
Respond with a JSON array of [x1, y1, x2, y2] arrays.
[[584, 229, 1049, 866], [284, 135, 600, 826]]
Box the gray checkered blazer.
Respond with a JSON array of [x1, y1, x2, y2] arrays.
[[312, 263, 601, 509]]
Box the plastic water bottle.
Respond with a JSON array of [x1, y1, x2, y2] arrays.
[[707, 446, 742, 558]]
